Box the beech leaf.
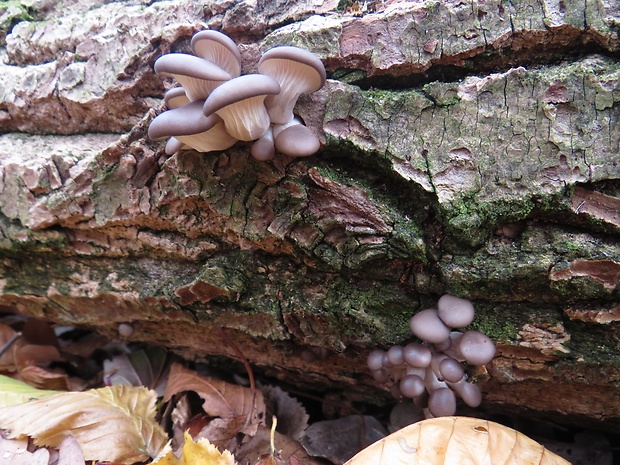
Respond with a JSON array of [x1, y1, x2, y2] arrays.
[[344, 416, 571, 465], [0, 384, 168, 464], [0, 374, 60, 407], [165, 364, 265, 437], [154, 431, 237, 465]]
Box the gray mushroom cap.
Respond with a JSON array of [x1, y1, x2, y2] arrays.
[[409, 309, 451, 344], [191, 30, 242, 78], [154, 53, 231, 101], [163, 87, 190, 109], [149, 101, 219, 139], [458, 330, 496, 365], [437, 294, 475, 328], [202, 74, 280, 141], [148, 101, 237, 153], [273, 120, 320, 157], [258, 46, 326, 124]]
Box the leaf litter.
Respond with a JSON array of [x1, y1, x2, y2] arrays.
[[0, 314, 609, 464]]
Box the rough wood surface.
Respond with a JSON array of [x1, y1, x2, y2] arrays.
[[1, 0, 619, 429]]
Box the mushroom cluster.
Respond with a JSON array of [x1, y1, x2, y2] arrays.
[[367, 295, 496, 418], [148, 30, 326, 161]]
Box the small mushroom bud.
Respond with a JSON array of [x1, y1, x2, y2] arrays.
[[387, 345, 405, 365], [403, 342, 432, 368], [459, 330, 496, 365], [437, 294, 475, 328], [409, 309, 451, 344], [428, 387, 457, 417], [372, 369, 389, 383], [439, 357, 465, 383], [118, 323, 134, 338], [367, 349, 385, 371], [399, 374, 426, 398]]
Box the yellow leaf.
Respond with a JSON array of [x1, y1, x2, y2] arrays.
[[344, 416, 571, 465], [154, 431, 237, 465], [0, 374, 60, 407], [0, 384, 168, 464]]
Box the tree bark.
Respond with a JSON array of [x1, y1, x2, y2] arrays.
[[1, 0, 619, 429]]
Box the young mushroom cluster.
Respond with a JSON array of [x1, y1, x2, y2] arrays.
[[367, 295, 496, 418], [148, 30, 326, 161]]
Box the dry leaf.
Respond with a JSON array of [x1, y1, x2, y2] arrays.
[[154, 431, 236, 465], [57, 435, 86, 465], [236, 425, 325, 465], [0, 434, 50, 465], [301, 415, 387, 464], [0, 374, 60, 408], [104, 347, 171, 396], [165, 364, 266, 436], [344, 416, 572, 465], [260, 385, 309, 440], [0, 384, 168, 464]]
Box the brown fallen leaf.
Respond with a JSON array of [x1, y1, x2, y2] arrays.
[[165, 364, 266, 437], [343, 416, 572, 465], [0, 323, 19, 370], [260, 385, 308, 441], [236, 423, 324, 465], [301, 415, 387, 464], [0, 385, 168, 464]]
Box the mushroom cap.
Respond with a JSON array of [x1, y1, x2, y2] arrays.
[[164, 87, 190, 109], [258, 46, 326, 124], [428, 387, 457, 417], [450, 379, 482, 407], [437, 294, 475, 328], [154, 53, 231, 101], [399, 374, 425, 399], [458, 330, 496, 365], [403, 342, 432, 368], [274, 122, 320, 157], [191, 30, 242, 77], [409, 309, 451, 344], [251, 127, 275, 161], [387, 345, 405, 366], [202, 74, 280, 141], [148, 101, 220, 139], [438, 357, 465, 383], [164, 137, 186, 155], [367, 349, 385, 372], [203, 74, 280, 115]]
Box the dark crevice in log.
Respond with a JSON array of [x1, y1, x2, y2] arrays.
[[335, 40, 617, 91]]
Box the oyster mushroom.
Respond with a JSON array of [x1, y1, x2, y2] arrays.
[[202, 74, 280, 141], [258, 46, 326, 124], [272, 117, 321, 158], [163, 87, 191, 109], [251, 127, 275, 161], [191, 30, 242, 78], [154, 53, 231, 101], [149, 100, 237, 154]]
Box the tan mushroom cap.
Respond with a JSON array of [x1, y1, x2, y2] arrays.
[[258, 46, 326, 124], [191, 30, 242, 78], [154, 53, 231, 101], [202, 74, 281, 141]]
